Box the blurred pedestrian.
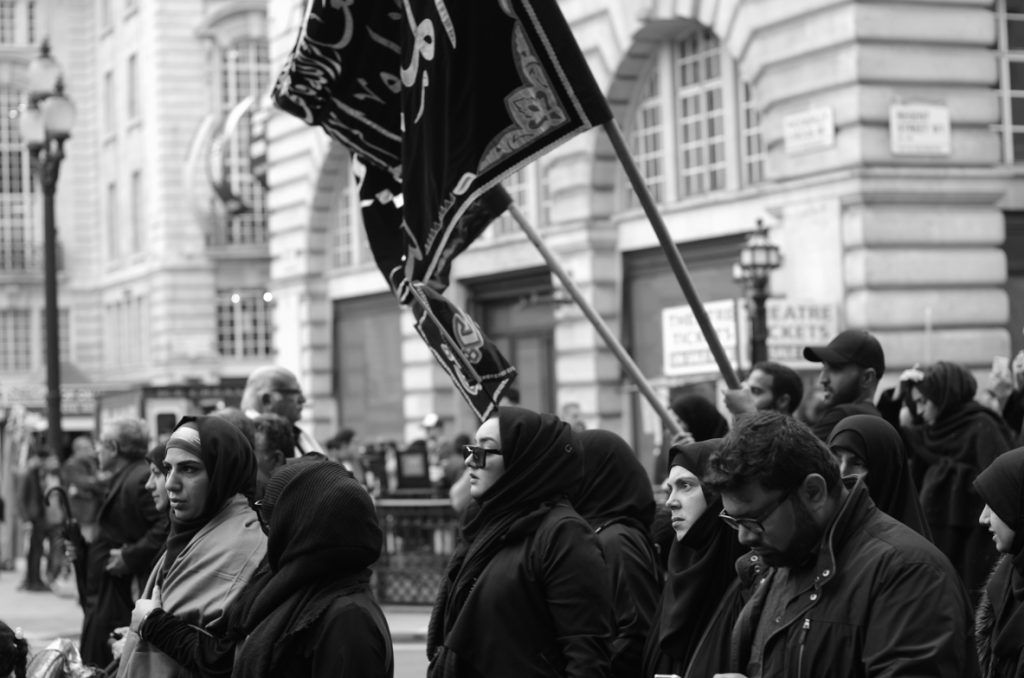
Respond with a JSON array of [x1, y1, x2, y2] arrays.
[[143, 444, 169, 515], [241, 366, 324, 456], [705, 412, 978, 677], [827, 415, 931, 538], [669, 393, 729, 446], [118, 416, 267, 677], [427, 406, 613, 678], [210, 407, 256, 450], [975, 447, 1024, 677], [61, 434, 105, 543], [251, 414, 294, 499], [802, 328, 885, 441], [641, 439, 750, 678], [903, 361, 1016, 595], [79, 420, 169, 668], [16, 450, 63, 591], [572, 429, 659, 678]]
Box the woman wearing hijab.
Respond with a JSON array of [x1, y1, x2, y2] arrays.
[[117, 416, 267, 677], [571, 430, 659, 678], [974, 447, 1024, 677], [903, 361, 1016, 595], [669, 393, 729, 443], [641, 439, 752, 678], [827, 415, 931, 539], [232, 462, 392, 677], [427, 406, 613, 678]]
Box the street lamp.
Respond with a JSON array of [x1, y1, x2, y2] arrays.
[[733, 219, 782, 366], [18, 40, 74, 459]]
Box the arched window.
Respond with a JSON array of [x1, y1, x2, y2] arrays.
[[623, 27, 763, 208], [0, 86, 35, 271]]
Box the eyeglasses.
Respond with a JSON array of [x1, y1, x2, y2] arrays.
[[252, 499, 272, 535], [273, 388, 303, 397], [718, 489, 792, 534], [463, 445, 502, 470]]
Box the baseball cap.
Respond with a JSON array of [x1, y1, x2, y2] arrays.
[[803, 329, 885, 376]]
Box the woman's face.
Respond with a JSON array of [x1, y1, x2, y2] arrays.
[[466, 417, 506, 500], [831, 447, 868, 479], [665, 465, 708, 541], [145, 462, 169, 513], [163, 448, 210, 521], [980, 504, 1016, 553], [911, 387, 939, 426]]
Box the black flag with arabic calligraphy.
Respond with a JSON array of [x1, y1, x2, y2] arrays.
[[273, 0, 612, 419]]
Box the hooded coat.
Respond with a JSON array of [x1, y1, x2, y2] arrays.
[[572, 430, 659, 678], [974, 448, 1024, 678], [426, 406, 613, 678], [903, 361, 1016, 594]]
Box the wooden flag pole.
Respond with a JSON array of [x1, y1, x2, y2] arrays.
[[602, 120, 742, 389], [509, 204, 684, 437]]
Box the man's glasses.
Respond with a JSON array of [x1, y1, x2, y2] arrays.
[[252, 499, 272, 535], [273, 388, 302, 397], [718, 489, 792, 534], [463, 445, 502, 469]]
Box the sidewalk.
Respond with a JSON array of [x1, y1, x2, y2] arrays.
[[0, 557, 430, 647]]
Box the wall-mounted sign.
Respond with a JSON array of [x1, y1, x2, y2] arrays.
[[889, 103, 950, 156], [662, 300, 740, 378], [783, 107, 835, 154], [763, 299, 840, 365]]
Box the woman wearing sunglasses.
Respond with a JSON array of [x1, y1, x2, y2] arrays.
[[427, 406, 614, 678]]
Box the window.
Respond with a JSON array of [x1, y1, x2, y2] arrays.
[[0, 1, 35, 44], [103, 70, 115, 134], [999, 0, 1024, 162], [0, 87, 34, 271], [215, 39, 269, 246], [106, 182, 118, 257], [622, 27, 763, 207], [217, 289, 274, 357], [100, 0, 112, 30], [127, 53, 138, 120], [0, 309, 31, 371], [129, 170, 142, 252], [0, 2, 16, 43], [103, 295, 147, 368]]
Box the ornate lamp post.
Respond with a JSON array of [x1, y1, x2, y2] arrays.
[[733, 219, 782, 366], [18, 40, 74, 459]]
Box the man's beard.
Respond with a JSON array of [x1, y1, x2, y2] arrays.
[[761, 499, 824, 569]]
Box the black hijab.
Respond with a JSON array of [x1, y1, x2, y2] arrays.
[[161, 416, 257, 576], [670, 394, 729, 441], [572, 429, 655, 533], [975, 448, 1024, 555], [648, 438, 746, 671], [827, 415, 932, 539], [428, 406, 580, 664]]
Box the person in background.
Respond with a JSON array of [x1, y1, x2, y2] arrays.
[[427, 406, 613, 677], [211, 407, 256, 451], [704, 412, 978, 678], [902, 361, 1016, 596], [561, 402, 587, 433], [326, 428, 365, 483], [119, 416, 267, 677], [723, 361, 804, 417], [251, 414, 294, 499], [642, 439, 750, 678], [974, 447, 1024, 677], [0, 621, 28, 678], [16, 450, 64, 591], [669, 393, 729, 446], [61, 434, 105, 543], [241, 366, 324, 457], [826, 414, 931, 539], [572, 429, 659, 678], [801, 328, 885, 441], [79, 419, 169, 668]]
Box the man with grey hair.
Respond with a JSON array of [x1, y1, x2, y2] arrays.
[[241, 365, 324, 457], [80, 418, 169, 667]]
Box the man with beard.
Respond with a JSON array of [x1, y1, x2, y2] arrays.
[[802, 329, 884, 441], [704, 412, 978, 678]]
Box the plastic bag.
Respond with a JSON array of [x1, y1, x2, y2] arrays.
[[26, 638, 108, 678]]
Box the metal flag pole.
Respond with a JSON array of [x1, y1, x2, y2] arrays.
[[602, 120, 741, 389], [508, 204, 684, 437]]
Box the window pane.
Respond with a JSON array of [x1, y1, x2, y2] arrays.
[[1011, 18, 1024, 50]]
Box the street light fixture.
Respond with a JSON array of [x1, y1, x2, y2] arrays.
[[733, 219, 782, 366], [18, 40, 74, 459]]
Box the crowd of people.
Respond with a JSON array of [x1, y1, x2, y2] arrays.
[[4, 327, 1024, 677]]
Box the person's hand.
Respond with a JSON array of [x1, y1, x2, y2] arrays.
[[109, 626, 129, 659], [899, 366, 924, 384], [722, 387, 756, 415], [130, 599, 160, 633], [105, 548, 129, 577], [669, 430, 695, 448]]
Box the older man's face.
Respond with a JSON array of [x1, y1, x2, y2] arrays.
[[264, 378, 305, 424]]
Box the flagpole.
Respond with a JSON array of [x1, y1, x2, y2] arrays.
[[602, 120, 741, 389], [508, 204, 684, 437]]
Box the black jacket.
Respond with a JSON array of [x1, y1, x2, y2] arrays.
[[732, 479, 979, 678]]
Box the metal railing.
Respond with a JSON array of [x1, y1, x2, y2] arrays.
[[373, 498, 458, 605]]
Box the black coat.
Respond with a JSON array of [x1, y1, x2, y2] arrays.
[[732, 479, 979, 678], [431, 501, 613, 678], [80, 459, 168, 667]]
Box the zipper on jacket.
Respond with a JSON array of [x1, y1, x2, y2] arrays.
[[797, 618, 810, 678]]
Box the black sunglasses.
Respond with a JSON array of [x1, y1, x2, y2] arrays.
[[252, 499, 272, 535], [463, 445, 503, 469]]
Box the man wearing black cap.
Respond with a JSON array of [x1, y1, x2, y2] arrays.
[[802, 329, 885, 441]]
